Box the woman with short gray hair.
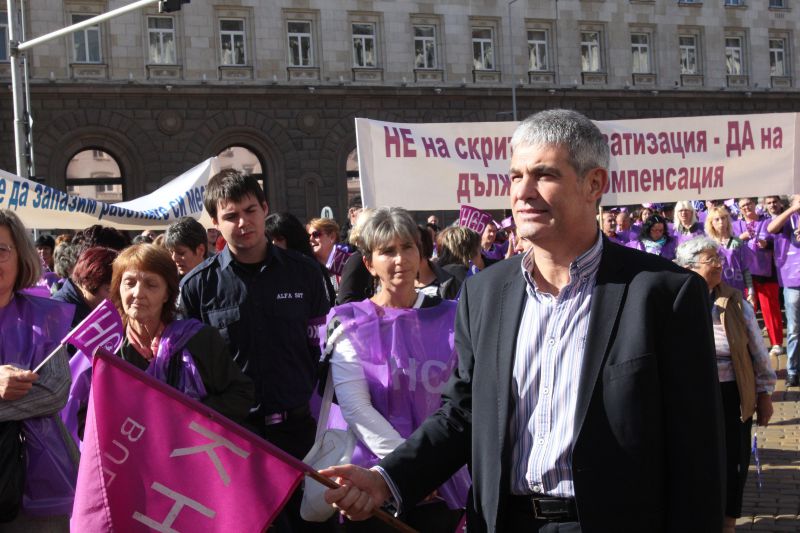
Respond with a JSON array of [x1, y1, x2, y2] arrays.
[[323, 206, 469, 530], [676, 236, 775, 533]]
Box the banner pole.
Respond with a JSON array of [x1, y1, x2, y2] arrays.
[[305, 470, 419, 533], [31, 343, 64, 373]]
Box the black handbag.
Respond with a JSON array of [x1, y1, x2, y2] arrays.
[[0, 421, 26, 523]]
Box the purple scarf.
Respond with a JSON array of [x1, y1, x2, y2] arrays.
[[327, 299, 471, 510], [146, 318, 207, 400], [0, 293, 77, 516], [61, 319, 207, 452]]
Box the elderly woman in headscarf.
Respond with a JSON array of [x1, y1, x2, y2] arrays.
[[0, 210, 77, 530], [675, 236, 775, 533]]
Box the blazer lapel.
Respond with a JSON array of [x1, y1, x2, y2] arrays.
[[573, 242, 627, 436], [495, 271, 527, 457]]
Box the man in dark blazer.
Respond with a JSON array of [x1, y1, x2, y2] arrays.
[[323, 109, 725, 532]]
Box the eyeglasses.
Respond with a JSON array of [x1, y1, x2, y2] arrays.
[[693, 256, 724, 267], [0, 244, 15, 263], [309, 230, 322, 239]]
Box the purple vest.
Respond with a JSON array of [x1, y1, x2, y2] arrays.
[[0, 293, 77, 516], [62, 319, 208, 448], [732, 217, 773, 277], [328, 299, 470, 510], [772, 213, 800, 287]]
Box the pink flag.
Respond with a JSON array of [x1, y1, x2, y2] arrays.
[[61, 299, 124, 356], [327, 244, 352, 276], [458, 205, 494, 234], [72, 350, 309, 532]]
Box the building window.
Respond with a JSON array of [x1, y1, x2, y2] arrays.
[[0, 12, 7, 61], [770, 38, 787, 76], [581, 31, 602, 72], [288, 21, 312, 67], [72, 14, 101, 63], [528, 30, 549, 71], [413, 25, 437, 69], [631, 33, 651, 73], [725, 36, 743, 75], [724, 0, 744, 5], [220, 19, 246, 65], [352, 23, 376, 67], [472, 27, 494, 70], [679, 35, 698, 74], [65, 149, 123, 202], [769, 0, 786, 7], [147, 17, 176, 65]]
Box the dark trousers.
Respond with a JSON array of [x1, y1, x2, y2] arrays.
[[720, 381, 753, 519], [251, 412, 336, 533]]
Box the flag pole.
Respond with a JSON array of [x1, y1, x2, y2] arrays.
[[305, 470, 419, 533], [32, 343, 65, 374]]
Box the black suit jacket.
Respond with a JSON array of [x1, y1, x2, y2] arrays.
[[380, 239, 725, 532]]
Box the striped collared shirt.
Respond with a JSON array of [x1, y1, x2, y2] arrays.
[[509, 233, 604, 497]]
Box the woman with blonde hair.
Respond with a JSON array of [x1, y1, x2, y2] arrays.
[[705, 206, 755, 305], [307, 218, 340, 267], [337, 209, 375, 305], [672, 200, 704, 243]]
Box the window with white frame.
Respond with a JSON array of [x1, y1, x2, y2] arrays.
[[528, 30, 549, 71], [724, 0, 744, 5], [725, 36, 743, 75], [352, 23, 376, 67], [220, 19, 246, 65], [631, 33, 651, 73], [413, 25, 437, 69], [472, 27, 494, 70], [288, 21, 312, 67], [72, 14, 101, 63], [770, 38, 787, 76], [581, 31, 602, 72], [679, 34, 698, 74], [147, 17, 176, 65], [0, 12, 7, 61]]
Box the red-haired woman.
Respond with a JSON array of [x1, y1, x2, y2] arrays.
[[52, 246, 118, 328], [109, 244, 253, 423]]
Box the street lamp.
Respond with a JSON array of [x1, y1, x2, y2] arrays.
[[508, 0, 519, 121]]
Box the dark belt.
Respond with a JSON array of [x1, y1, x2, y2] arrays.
[[508, 494, 578, 521], [263, 404, 310, 426]]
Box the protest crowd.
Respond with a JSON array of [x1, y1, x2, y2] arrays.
[[0, 109, 794, 532]]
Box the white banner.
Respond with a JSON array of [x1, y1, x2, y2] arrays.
[[356, 113, 800, 209], [0, 158, 219, 230]]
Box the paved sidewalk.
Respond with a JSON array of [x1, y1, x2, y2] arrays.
[[737, 353, 800, 530]]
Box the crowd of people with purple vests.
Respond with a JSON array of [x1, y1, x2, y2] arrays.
[[0, 148, 793, 532]]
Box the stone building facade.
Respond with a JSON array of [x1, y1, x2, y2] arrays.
[[1, 0, 799, 221]]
